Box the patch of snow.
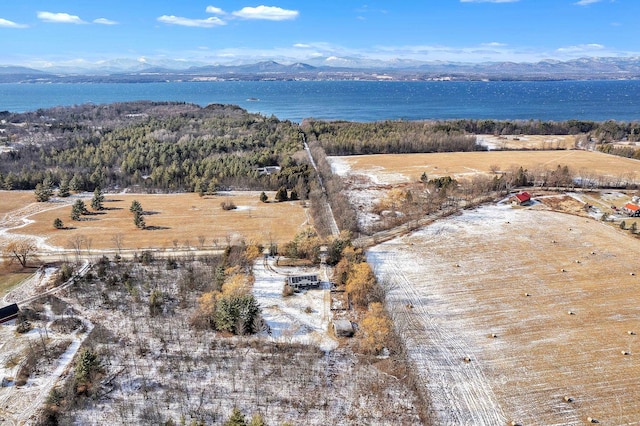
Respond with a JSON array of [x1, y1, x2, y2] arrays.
[[253, 258, 337, 352]]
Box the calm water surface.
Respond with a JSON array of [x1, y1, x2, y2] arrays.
[[1, 80, 639, 122]]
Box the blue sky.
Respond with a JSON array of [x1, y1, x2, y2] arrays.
[[1, 0, 639, 68]]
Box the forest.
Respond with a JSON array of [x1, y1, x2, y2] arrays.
[[2, 102, 639, 195], [0, 102, 310, 193], [302, 118, 640, 155]]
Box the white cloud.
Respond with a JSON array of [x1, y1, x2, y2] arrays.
[[157, 15, 226, 28], [574, 0, 602, 5], [93, 18, 118, 25], [206, 6, 226, 15], [232, 6, 299, 21], [37, 11, 86, 24], [556, 43, 605, 53], [0, 18, 27, 28], [293, 43, 311, 48]]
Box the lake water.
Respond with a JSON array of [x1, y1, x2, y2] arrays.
[[1, 80, 639, 122]]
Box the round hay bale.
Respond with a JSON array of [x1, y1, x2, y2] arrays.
[[524, 292, 531, 297], [510, 422, 521, 426], [568, 311, 575, 315], [406, 304, 413, 309], [561, 268, 567, 273], [463, 356, 472, 363], [551, 240, 557, 243], [568, 227, 572, 231], [587, 417, 599, 423], [575, 260, 581, 264], [630, 272, 636, 276], [490, 333, 498, 338], [455, 263, 460, 268], [591, 251, 596, 255], [563, 396, 574, 402], [622, 350, 630, 355], [628, 331, 636, 335]]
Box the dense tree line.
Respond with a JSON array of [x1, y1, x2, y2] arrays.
[[597, 143, 640, 160], [0, 102, 310, 193], [301, 118, 640, 155], [302, 119, 482, 155]]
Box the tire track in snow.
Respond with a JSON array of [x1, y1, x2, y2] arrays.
[[370, 249, 506, 425]]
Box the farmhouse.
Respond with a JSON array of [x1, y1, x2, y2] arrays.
[[623, 203, 640, 217], [512, 191, 532, 206], [287, 275, 320, 290], [0, 303, 19, 324], [256, 166, 281, 175]]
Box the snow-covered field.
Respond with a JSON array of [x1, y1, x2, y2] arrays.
[[367, 203, 640, 425], [6, 256, 421, 425], [252, 258, 337, 351]]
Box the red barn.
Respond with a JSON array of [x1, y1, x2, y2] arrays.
[[512, 191, 532, 205], [623, 203, 640, 217]]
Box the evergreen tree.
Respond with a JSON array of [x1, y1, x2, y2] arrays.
[[289, 189, 299, 201], [130, 200, 143, 214], [248, 414, 265, 426], [259, 191, 268, 203], [69, 173, 83, 193], [207, 179, 218, 196], [133, 211, 146, 229], [631, 222, 638, 234], [34, 178, 54, 202], [71, 200, 87, 221], [223, 408, 247, 426], [53, 218, 64, 229], [215, 294, 260, 335], [58, 179, 70, 197], [91, 187, 105, 211], [74, 348, 101, 385], [275, 186, 288, 202]]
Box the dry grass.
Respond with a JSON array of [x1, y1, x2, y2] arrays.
[[0, 191, 37, 216], [331, 150, 640, 184], [4, 191, 309, 250], [369, 205, 640, 424], [0, 266, 32, 298]]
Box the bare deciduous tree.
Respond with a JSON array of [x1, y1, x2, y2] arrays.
[[111, 233, 124, 254], [3, 239, 38, 268]]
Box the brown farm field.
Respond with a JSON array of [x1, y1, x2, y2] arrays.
[[368, 205, 640, 425], [1, 191, 309, 251], [329, 150, 640, 184]]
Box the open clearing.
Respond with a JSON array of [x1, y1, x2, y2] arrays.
[[0, 191, 308, 251], [367, 204, 640, 425], [329, 150, 640, 185], [476, 134, 577, 150]]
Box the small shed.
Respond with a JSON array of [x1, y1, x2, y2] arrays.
[[332, 320, 354, 337], [623, 203, 640, 217], [287, 275, 320, 290], [512, 191, 532, 206], [0, 303, 19, 324]]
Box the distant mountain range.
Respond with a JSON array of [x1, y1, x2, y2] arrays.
[[2, 57, 640, 83]]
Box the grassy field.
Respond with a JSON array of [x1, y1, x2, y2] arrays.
[[2, 191, 309, 251], [330, 150, 640, 184], [368, 204, 640, 424], [0, 266, 33, 299], [0, 192, 39, 216]]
